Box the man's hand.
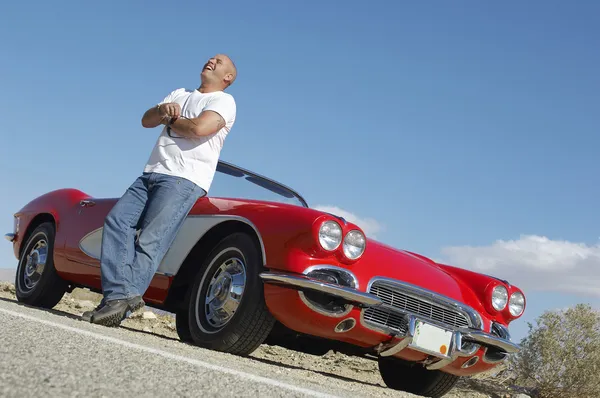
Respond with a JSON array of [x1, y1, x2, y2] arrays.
[[141, 102, 181, 128], [158, 103, 181, 119]]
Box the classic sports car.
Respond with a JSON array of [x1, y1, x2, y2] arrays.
[[5, 160, 525, 397]]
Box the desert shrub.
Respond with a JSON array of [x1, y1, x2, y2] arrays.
[[508, 303, 600, 398]]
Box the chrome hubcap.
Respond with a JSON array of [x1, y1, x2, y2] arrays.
[[23, 239, 48, 290], [204, 257, 247, 328]]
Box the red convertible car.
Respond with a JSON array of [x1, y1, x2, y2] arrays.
[[5, 160, 524, 397]]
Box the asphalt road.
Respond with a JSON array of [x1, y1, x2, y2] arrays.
[[0, 297, 411, 398]]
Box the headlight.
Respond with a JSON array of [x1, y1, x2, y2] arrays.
[[491, 285, 508, 311], [509, 291, 525, 316], [318, 221, 342, 251], [343, 230, 366, 259]]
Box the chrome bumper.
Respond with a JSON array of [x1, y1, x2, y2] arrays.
[[260, 272, 383, 307], [260, 271, 520, 367], [4, 233, 15, 242], [463, 330, 520, 354], [375, 314, 520, 370]]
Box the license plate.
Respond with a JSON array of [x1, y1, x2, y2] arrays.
[[409, 320, 453, 358]]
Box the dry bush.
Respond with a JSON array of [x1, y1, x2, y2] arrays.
[[507, 303, 600, 398]]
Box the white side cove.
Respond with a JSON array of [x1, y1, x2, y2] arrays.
[[78, 215, 267, 276]]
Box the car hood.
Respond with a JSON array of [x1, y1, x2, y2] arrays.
[[354, 239, 477, 306], [203, 199, 479, 308]]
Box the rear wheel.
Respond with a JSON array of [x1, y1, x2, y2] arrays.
[[185, 232, 275, 355], [378, 357, 460, 398], [15, 222, 68, 308]]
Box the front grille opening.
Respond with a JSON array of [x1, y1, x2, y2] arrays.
[[364, 281, 472, 332]]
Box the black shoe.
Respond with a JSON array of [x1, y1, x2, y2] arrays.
[[82, 296, 145, 327]]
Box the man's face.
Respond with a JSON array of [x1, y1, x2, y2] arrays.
[[201, 54, 235, 87]]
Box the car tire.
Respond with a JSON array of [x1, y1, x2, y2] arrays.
[[186, 232, 276, 356], [378, 356, 459, 398], [175, 308, 194, 343], [15, 222, 68, 308]]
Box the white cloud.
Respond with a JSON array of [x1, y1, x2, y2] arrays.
[[440, 235, 600, 297], [313, 205, 383, 238]]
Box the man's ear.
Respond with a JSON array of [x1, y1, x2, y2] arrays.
[[223, 73, 233, 85]]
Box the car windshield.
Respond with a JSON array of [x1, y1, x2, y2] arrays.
[[207, 161, 309, 208]]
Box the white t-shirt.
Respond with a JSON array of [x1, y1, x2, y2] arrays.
[[143, 88, 237, 192]]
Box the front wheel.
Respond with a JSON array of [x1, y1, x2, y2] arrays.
[[186, 232, 275, 356], [15, 222, 68, 308], [378, 357, 460, 398], [175, 308, 194, 343]]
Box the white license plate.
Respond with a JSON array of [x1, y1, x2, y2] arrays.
[[409, 320, 453, 358]]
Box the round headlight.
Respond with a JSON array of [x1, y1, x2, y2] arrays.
[[343, 230, 366, 259], [491, 285, 508, 311], [509, 291, 525, 316], [318, 221, 342, 251]]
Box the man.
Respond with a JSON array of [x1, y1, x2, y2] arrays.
[[83, 54, 237, 326]]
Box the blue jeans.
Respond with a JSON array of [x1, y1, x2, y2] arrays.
[[99, 172, 206, 302]]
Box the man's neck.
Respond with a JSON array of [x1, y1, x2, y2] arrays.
[[197, 83, 222, 93]]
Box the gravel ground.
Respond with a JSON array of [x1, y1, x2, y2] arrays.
[[0, 282, 518, 397]]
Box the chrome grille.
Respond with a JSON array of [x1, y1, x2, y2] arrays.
[[363, 279, 471, 332], [363, 307, 408, 334]]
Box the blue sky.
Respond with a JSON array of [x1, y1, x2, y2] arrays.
[[1, 1, 599, 342]]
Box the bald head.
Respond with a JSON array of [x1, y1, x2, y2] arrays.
[[200, 54, 237, 91]]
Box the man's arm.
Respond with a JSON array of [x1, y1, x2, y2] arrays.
[[141, 103, 182, 128], [167, 110, 227, 138], [141, 105, 165, 128]]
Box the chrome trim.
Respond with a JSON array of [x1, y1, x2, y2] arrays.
[[334, 318, 356, 333], [79, 199, 96, 207], [492, 321, 510, 338], [4, 233, 16, 242], [259, 272, 383, 306], [380, 316, 417, 357], [482, 322, 513, 363], [366, 277, 484, 330], [461, 356, 479, 369], [462, 330, 520, 354], [302, 264, 359, 289], [298, 265, 359, 318], [360, 306, 410, 336]]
